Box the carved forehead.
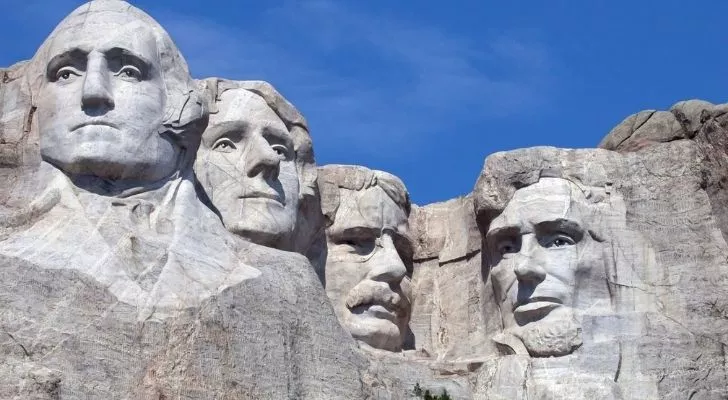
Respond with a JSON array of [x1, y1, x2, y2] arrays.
[[46, 2, 160, 43], [489, 178, 586, 231], [212, 89, 287, 127], [510, 177, 573, 203], [32, 1, 184, 78], [45, 10, 158, 59], [328, 186, 409, 237]]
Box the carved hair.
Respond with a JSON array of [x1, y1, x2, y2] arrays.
[[317, 164, 411, 228], [27, 0, 207, 159], [473, 147, 617, 234]]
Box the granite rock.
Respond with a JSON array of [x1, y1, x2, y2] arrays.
[[3, 0, 728, 398], [0, 2, 368, 398], [473, 143, 728, 399]]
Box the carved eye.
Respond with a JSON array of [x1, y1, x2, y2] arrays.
[[116, 65, 142, 81], [542, 234, 575, 248], [271, 144, 290, 159], [497, 240, 518, 255], [212, 138, 237, 153], [339, 238, 376, 256], [55, 66, 80, 81]]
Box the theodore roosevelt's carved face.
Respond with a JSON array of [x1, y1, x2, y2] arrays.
[[324, 185, 412, 352], [37, 9, 177, 181], [196, 89, 299, 248]]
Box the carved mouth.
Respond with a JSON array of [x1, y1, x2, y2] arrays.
[[350, 304, 399, 323], [513, 297, 562, 322], [346, 291, 406, 322], [72, 121, 118, 130], [239, 191, 281, 203]]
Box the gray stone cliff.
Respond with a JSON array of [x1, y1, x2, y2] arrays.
[[3, 1, 728, 399]]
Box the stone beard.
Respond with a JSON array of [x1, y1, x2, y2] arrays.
[[195, 88, 299, 249], [485, 177, 606, 357], [34, 5, 185, 183], [319, 167, 413, 352]]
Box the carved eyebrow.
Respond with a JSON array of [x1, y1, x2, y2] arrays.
[[485, 225, 520, 242], [202, 121, 249, 147], [326, 226, 379, 242], [384, 227, 412, 246], [104, 47, 153, 72], [534, 218, 585, 240], [262, 125, 294, 148], [329, 226, 380, 241], [534, 218, 583, 232], [46, 49, 88, 79]]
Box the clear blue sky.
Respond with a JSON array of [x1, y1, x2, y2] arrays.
[[3, 0, 727, 204]]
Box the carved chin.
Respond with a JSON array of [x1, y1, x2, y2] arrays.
[[346, 315, 404, 352], [512, 315, 583, 357]]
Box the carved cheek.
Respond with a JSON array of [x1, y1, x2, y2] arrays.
[[491, 261, 517, 303], [326, 259, 369, 301], [38, 83, 74, 128], [542, 248, 579, 285], [205, 155, 242, 199]]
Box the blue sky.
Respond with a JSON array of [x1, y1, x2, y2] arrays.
[[3, 0, 727, 204]]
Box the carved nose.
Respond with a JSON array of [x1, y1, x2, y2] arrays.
[[81, 53, 114, 112], [245, 134, 280, 180], [514, 259, 547, 284], [368, 235, 407, 285], [513, 236, 546, 284]]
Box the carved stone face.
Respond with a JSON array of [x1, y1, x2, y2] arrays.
[[486, 178, 591, 356], [37, 10, 175, 181], [324, 185, 412, 352], [196, 89, 299, 248]]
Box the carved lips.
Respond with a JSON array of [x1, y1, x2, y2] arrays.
[[239, 190, 281, 203], [513, 296, 562, 323], [71, 120, 119, 131], [237, 181, 283, 204], [345, 280, 409, 323]]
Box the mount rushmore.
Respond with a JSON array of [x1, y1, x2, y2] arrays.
[[1, 1, 728, 399]]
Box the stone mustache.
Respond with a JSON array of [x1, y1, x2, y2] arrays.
[[2, 1, 728, 399]]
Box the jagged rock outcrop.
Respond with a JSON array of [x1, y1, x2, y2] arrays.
[[408, 195, 497, 362], [600, 99, 728, 249]]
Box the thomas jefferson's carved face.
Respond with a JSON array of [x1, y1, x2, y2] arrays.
[[324, 186, 412, 352], [486, 178, 592, 356], [196, 89, 299, 248], [37, 10, 175, 181]]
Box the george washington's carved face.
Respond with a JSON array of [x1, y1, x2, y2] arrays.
[[37, 8, 179, 181]]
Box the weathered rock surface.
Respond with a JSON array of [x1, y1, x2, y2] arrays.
[[0, 244, 368, 399], [408, 195, 497, 361], [3, 0, 728, 399], [471, 142, 728, 399], [0, 1, 371, 399], [600, 100, 728, 249], [0, 62, 36, 168]]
